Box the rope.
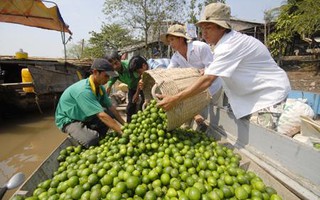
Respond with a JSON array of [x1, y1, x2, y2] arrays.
[[35, 94, 43, 114]]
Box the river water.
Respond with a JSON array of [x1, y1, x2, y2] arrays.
[[0, 109, 67, 200]]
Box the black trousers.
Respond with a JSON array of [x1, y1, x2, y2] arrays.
[[127, 88, 144, 122]]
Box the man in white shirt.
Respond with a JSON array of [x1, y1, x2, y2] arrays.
[[162, 24, 223, 99], [160, 24, 223, 128], [157, 3, 291, 130]]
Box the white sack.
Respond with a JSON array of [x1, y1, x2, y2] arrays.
[[277, 98, 315, 137]]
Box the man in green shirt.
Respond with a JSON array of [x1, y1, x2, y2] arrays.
[[55, 58, 125, 148], [105, 51, 144, 122]]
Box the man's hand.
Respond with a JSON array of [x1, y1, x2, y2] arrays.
[[198, 69, 205, 75], [106, 87, 112, 95], [157, 75, 216, 112], [156, 94, 179, 111], [138, 79, 144, 90], [117, 128, 123, 136], [132, 94, 138, 103], [97, 111, 123, 134], [133, 79, 144, 103], [109, 106, 126, 125]]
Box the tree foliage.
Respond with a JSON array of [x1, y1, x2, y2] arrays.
[[289, 0, 320, 37], [187, 0, 225, 24], [103, 0, 186, 57], [66, 40, 86, 60], [85, 24, 137, 58], [67, 24, 136, 59], [68, 0, 228, 59], [268, 0, 320, 56]]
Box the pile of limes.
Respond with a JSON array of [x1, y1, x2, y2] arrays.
[[14, 99, 283, 200]]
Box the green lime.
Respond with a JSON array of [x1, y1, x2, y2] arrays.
[[90, 189, 102, 200], [135, 184, 147, 197], [235, 186, 249, 200], [126, 176, 140, 189], [67, 176, 79, 187], [71, 185, 85, 199], [270, 194, 283, 200], [188, 187, 201, 200], [160, 173, 170, 185], [88, 173, 99, 185], [144, 191, 157, 200]]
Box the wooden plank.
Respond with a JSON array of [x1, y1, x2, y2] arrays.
[[281, 55, 316, 61], [0, 82, 33, 88]]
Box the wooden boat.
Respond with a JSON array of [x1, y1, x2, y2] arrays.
[[0, 0, 87, 118], [207, 106, 320, 200], [11, 93, 320, 200], [203, 91, 320, 200], [0, 58, 90, 117]]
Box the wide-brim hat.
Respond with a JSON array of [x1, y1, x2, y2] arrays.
[[160, 24, 192, 45], [91, 58, 118, 78], [196, 3, 231, 29]]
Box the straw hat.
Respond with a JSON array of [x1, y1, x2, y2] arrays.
[[160, 24, 192, 45], [196, 3, 231, 29]]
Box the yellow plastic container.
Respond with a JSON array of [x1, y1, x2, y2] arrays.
[[21, 68, 34, 93], [15, 49, 28, 59]]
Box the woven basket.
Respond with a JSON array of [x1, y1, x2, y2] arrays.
[[142, 68, 211, 131]]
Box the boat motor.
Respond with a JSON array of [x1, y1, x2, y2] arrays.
[[0, 172, 25, 200]]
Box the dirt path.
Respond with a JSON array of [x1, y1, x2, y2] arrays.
[[286, 65, 320, 93]]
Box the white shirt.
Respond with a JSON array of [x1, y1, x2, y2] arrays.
[[167, 40, 222, 96], [147, 58, 170, 69], [205, 30, 291, 119]]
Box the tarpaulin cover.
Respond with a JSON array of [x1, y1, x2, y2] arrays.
[[0, 0, 72, 34]]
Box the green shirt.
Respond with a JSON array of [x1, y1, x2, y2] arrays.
[[55, 77, 112, 130], [106, 60, 139, 89]]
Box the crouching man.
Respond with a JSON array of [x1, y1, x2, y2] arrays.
[[55, 58, 125, 148]]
